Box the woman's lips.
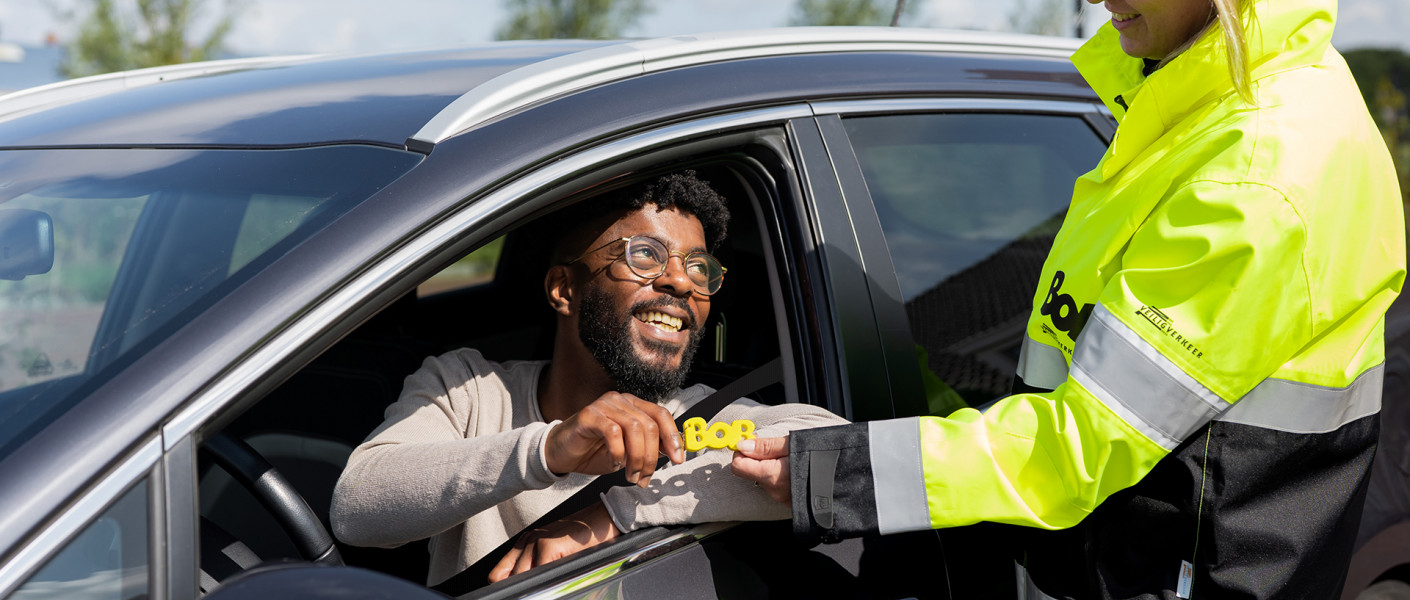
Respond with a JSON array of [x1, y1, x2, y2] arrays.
[[1110, 11, 1140, 30]]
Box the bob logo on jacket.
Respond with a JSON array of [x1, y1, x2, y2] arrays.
[[1041, 271, 1094, 342]]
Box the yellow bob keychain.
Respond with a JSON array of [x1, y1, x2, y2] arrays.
[[682, 417, 755, 452]]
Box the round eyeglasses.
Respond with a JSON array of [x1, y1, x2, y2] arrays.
[[567, 235, 727, 295]]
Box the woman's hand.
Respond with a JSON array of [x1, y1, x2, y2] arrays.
[[730, 436, 791, 504], [488, 501, 621, 583]]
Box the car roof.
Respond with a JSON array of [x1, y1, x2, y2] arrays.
[[0, 27, 1082, 150]]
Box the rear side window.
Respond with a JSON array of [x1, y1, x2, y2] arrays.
[[843, 112, 1106, 410]]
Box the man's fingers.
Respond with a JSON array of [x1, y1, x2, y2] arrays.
[[489, 544, 522, 583], [533, 539, 565, 567], [604, 405, 651, 484], [632, 397, 684, 464], [512, 539, 537, 576], [736, 435, 789, 459], [550, 392, 682, 478], [600, 396, 666, 485], [584, 406, 629, 473]]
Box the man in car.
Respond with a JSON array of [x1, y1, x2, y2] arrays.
[[330, 170, 845, 586]]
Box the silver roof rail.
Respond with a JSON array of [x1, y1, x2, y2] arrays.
[[0, 54, 317, 123], [410, 26, 1082, 145]]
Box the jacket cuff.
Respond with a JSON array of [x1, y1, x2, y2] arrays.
[[789, 422, 880, 543]]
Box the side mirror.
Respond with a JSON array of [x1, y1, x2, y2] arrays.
[[0, 208, 55, 281]]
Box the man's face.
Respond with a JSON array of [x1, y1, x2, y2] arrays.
[[572, 205, 712, 401]]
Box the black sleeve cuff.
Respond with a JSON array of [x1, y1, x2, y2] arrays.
[[789, 422, 880, 543]]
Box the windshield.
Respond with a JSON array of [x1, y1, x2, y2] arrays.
[[0, 146, 421, 457]]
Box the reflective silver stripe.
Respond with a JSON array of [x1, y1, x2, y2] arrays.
[[869, 418, 931, 535], [1218, 364, 1383, 433], [1016, 334, 1069, 391], [1070, 304, 1228, 450]]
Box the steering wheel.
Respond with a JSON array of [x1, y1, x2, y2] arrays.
[[202, 432, 344, 566]]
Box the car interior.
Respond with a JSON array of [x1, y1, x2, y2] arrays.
[[191, 142, 841, 596]]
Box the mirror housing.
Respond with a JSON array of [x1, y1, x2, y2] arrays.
[[1, 209, 55, 281]]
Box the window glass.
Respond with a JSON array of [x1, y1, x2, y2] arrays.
[[229, 194, 330, 274], [0, 146, 422, 460], [13, 479, 148, 600], [0, 194, 145, 387], [417, 236, 504, 297], [843, 112, 1106, 410]]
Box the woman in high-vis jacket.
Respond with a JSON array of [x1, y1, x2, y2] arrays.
[[731, 0, 1405, 597]]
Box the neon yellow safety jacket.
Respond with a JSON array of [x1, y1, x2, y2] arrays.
[[788, 0, 1404, 597]]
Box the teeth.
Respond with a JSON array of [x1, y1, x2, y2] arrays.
[[634, 311, 682, 332], [1112, 11, 1138, 21]]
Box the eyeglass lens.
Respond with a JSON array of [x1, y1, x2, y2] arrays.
[[622, 236, 724, 295]]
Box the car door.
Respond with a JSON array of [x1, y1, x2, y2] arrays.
[[802, 98, 1114, 597]]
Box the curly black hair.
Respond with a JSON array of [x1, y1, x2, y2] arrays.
[[546, 170, 730, 265]]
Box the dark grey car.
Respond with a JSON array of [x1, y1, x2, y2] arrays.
[[0, 26, 1403, 600]]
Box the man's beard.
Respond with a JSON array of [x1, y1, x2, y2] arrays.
[[577, 284, 704, 403]]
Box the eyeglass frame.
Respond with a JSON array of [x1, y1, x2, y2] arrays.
[[564, 234, 727, 295]]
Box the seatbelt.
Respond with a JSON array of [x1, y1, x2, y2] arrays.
[[431, 357, 783, 596]]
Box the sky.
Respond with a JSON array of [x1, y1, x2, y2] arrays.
[[0, 0, 1407, 61]]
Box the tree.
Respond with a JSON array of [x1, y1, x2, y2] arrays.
[[1007, 0, 1071, 36], [496, 0, 652, 40], [59, 0, 239, 78], [1344, 48, 1410, 206], [789, 0, 918, 27]]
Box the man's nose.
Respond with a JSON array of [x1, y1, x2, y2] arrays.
[[653, 255, 694, 296]]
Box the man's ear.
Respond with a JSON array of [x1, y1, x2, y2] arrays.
[[544, 265, 574, 316]]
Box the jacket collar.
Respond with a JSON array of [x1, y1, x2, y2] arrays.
[[1072, 0, 1338, 179]]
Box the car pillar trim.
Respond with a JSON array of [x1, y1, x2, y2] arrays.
[[163, 104, 813, 448], [0, 435, 161, 598], [1218, 364, 1383, 434], [1017, 335, 1070, 392], [1070, 304, 1229, 450], [869, 418, 932, 535]]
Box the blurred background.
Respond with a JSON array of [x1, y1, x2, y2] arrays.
[[0, 0, 1405, 203]]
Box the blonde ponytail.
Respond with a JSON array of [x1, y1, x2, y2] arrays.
[[1213, 0, 1255, 104]]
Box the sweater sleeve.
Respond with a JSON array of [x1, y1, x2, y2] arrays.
[[330, 351, 563, 548], [601, 400, 848, 531]]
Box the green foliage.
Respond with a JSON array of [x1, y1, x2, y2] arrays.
[[497, 0, 652, 40], [1344, 48, 1410, 206], [60, 0, 240, 78], [789, 0, 917, 26]]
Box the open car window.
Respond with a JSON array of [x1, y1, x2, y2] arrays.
[[197, 146, 806, 595]]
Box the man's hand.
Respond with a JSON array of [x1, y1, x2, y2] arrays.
[[488, 502, 620, 583], [730, 436, 790, 504], [545, 392, 684, 487]]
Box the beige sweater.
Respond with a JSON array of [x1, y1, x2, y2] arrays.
[[330, 348, 846, 585]]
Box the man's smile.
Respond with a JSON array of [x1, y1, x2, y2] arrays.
[[634, 309, 685, 333]]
